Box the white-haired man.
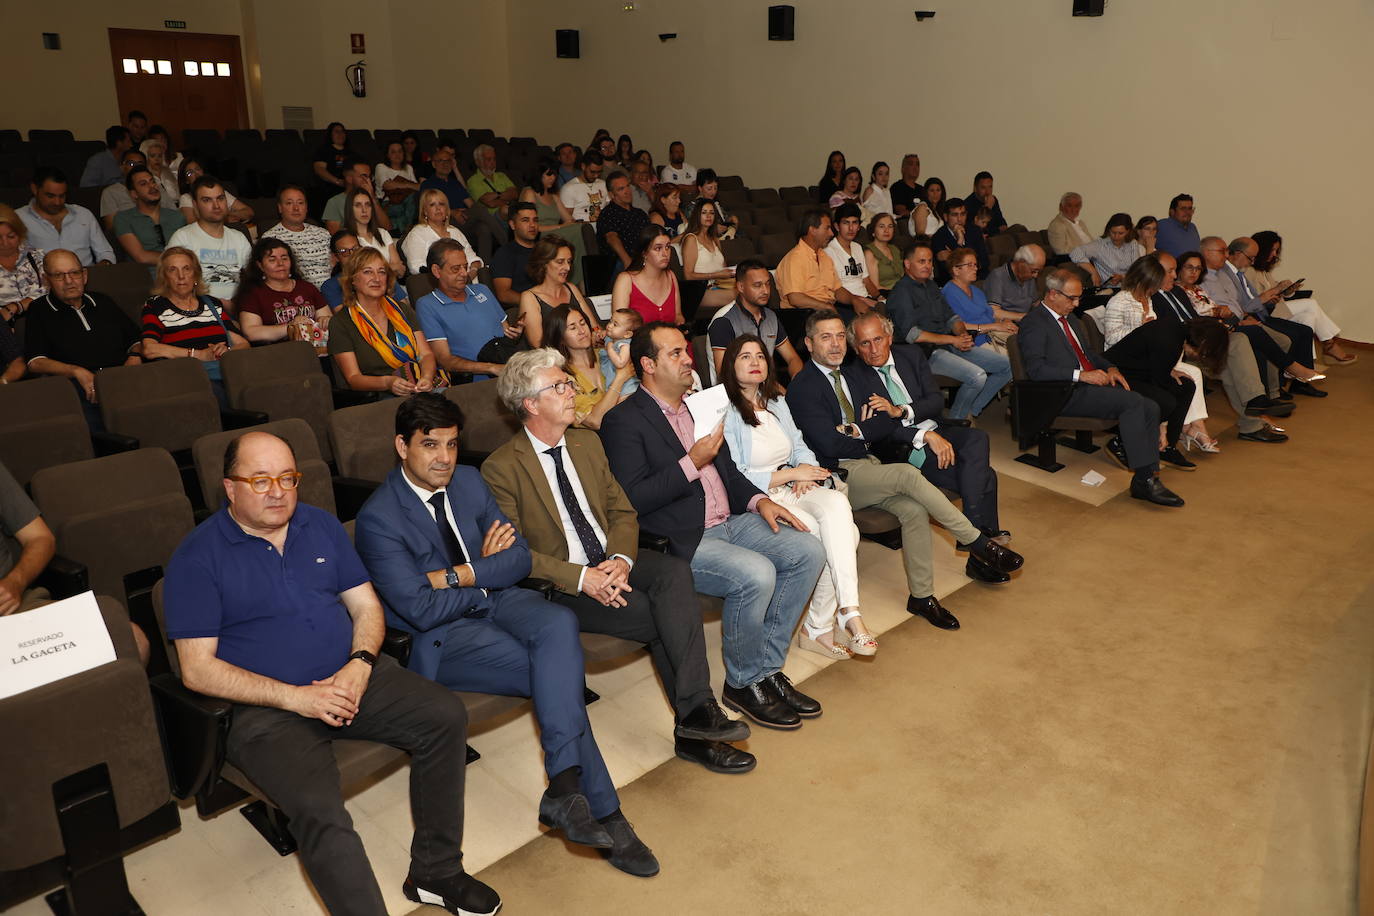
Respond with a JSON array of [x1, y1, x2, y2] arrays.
[[1047, 192, 1093, 256]]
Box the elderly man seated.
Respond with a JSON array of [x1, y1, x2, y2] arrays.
[[1047, 192, 1094, 257], [983, 244, 1046, 318]]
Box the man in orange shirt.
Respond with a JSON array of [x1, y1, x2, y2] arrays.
[[776, 209, 865, 320]]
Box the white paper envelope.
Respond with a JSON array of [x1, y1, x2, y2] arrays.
[[0, 591, 117, 699], [684, 384, 730, 441]]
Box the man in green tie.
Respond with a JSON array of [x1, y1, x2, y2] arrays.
[[785, 311, 1025, 630]]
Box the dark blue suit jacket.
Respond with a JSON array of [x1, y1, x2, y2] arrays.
[[1016, 303, 1113, 382], [599, 387, 762, 560], [354, 465, 532, 680], [785, 360, 895, 469]]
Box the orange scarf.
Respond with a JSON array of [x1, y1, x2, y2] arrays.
[[349, 297, 449, 386]]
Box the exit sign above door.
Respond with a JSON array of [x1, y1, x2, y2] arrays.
[[164, 20, 186, 29]]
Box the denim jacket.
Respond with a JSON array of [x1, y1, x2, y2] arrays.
[[722, 396, 819, 491]]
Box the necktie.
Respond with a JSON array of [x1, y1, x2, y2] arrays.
[[1058, 316, 1094, 372], [428, 491, 469, 567], [830, 370, 856, 424], [878, 366, 925, 469], [546, 446, 607, 567]]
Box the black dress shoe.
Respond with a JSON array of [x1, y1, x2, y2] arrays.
[[955, 528, 1012, 551], [722, 681, 801, 729], [599, 817, 659, 878], [966, 556, 1011, 583], [1129, 476, 1185, 507], [1104, 435, 1131, 470], [675, 737, 757, 774], [762, 671, 821, 718], [967, 537, 1023, 573], [1244, 395, 1294, 417], [404, 871, 502, 916], [1158, 446, 1197, 470], [1288, 380, 1328, 398], [675, 699, 751, 743], [538, 791, 613, 848], [1273, 388, 1294, 401], [1238, 425, 1289, 443], [1263, 400, 1294, 417], [907, 595, 960, 630]]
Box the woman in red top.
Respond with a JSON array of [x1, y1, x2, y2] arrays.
[[236, 238, 331, 343], [610, 224, 682, 327]]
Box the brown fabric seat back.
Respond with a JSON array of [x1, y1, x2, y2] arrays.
[[445, 379, 519, 455], [191, 418, 333, 514], [86, 262, 154, 327], [30, 448, 194, 601], [219, 342, 335, 461], [0, 376, 93, 487], [97, 359, 221, 452], [329, 397, 401, 483], [404, 272, 435, 305]]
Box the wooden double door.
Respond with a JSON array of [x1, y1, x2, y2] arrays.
[[108, 28, 249, 136]]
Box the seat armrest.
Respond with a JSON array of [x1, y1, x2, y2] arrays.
[[91, 430, 140, 456], [638, 532, 670, 553], [381, 627, 413, 667], [332, 387, 380, 409], [332, 476, 380, 522], [517, 577, 557, 599], [33, 552, 89, 599], [149, 673, 233, 800], [220, 407, 269, 430], [1009, 379, 1076, 448]]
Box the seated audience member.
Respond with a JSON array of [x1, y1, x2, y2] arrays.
[[930, 199, 988, 277], [1, 203, 48, 321], [964, 171, 1008, 235], [19, 167, 114, 268], [400, 131, 431, 179], [402, 190, 482, 277], [26, 249, 142, 425], [886, 242, 1011, 420], [519, 160, 586, 286], [468, 144, 519, 220], [827, 167, 863, 209], [262, 186, 334, 287], [600, 308, 643, 396], [329, 248, 443, 396], [167, 176, 253, 305], [1156, 194, 1201, 258], [787, 311, 1024, 628], [1019, 269, 1183, 507], [547, 303, 634, 427], [649, 186, 686, 237], [944, 244, 1019, 351], [777, 210, 847, 314], [80, 126, 132, 188], [1245, 230, 1356, 365], [984, 244, 1046, 317], [681, 169, 737, 232], [235, 238, 330, 344], [1152, 252, 1288, 445], [113, 165, 186, 268], [310, 121, 354, 192], [864, 213, 902, 293], [419, 142, 476, 213], [490, 202, 542, 307], [518, 237, 600, 348], [554, 142, 579, 188], [890, 154, 924, 219], [321, 232, 407, 308], [600, 322, 826, 728], [558, 151, 607, 223], [353, 396, 660, 880], [0, 458, 57, 613], [861, 162, 892, 221], [629, 161, 656, 213], [597, 171, 652, 273], [417, 239, 518, 381], [164, 429, 502, 915], [343, 187, 403, 276], [484, 348, 754, 772], [140, 247, 250, 404], [1047, 192, 1095, 256], [658, 141, 697, 194], [824, 203, 882, 310], [910, 176, 946, 238], [816, 150, 847, 205], [125, 110, 148, 147], [139, 136, 180, 205], [1200, 237, 1327, 397], [323, 160, 390, 234], [1071, 213, 1143, 288], [680, 200, 734, 311], [375, 140, 421, 235], [0, 320, 22, 382], [709, 260, 804, 379], [98, 148, 146, 230], [145, 124, 182, 175], [1136, 215, 1159, 255], [612, 225, 684, 327], [176, 158, 254, 225], [719, 335, 872, 660], [1099, 255, 1164, 349]]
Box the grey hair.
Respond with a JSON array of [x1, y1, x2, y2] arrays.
[[1012, 244, 1043, 264], [1042, 267, 1080, 294], [846, 312, 894, 346], [497, 348, 567, 421], [472, 143, 494, 167], [1059, 191, 1082, 207]]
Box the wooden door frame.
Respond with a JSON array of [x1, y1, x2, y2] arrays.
[[107, 28, 250, 129]]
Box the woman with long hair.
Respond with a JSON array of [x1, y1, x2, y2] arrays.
[[140, 247, 250, 404], [610, 225, 683, 326], [648, 185, 685, 237], [545, 304, 633, 428], [328, 247, 443, 396], [817, 150, 846, 203], [827, 167, 863, 209], [519, 159, 587, 285], [518, 237, 600, 347], [343, 187, 403, 276], [680, 200, 734, 311], [1072, 213, 1144, 288], [375, 140, 421, 235], [910, 177, 946, 237], [400, 188, 482, 276], [1134, 215, 1158, 255], [235, 237, 331, 344], [615, 134, 636, 168], [1245, 230, 1356, 365], [861, 161, 892, 221], [719, 335, 873, 659]]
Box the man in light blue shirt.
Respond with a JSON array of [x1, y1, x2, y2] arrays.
[[19, 167, 115, 266], [416, 238, 518, 380]]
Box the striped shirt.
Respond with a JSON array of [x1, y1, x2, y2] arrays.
[[141, 295, 237, 350]]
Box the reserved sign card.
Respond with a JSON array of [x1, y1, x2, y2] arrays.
[[0, 592, 117, 699]]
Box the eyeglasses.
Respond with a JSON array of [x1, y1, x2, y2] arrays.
[[955, 262, 978, 270], [534, 379, 575, 397], [334, 246, 358, 256], [1052, 291, 1083, 302], [46, 269, 85, 281], [228, 472, 303, 493]]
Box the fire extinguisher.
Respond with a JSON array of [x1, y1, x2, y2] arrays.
[[346, 60, 366, 98]]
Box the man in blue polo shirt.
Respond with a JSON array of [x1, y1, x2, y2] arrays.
[[417, 239, 522, 381], [163, 431, 500, 916]]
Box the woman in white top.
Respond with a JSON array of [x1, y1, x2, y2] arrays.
[[860, 161, 892, 221], [400, 189, 481, 276], [719, 335, 874, 660], [342, 187, 402, 277], [375, 140, 421, 235], [680, 200, 733, 311], [909, 176, 946, 237], [139, 138, 180, 206], [1246, 230, 1357, 365], [827, 167, 863, 209]]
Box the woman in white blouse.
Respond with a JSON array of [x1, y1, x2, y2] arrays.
[[719, 335, 875, 660], [680, 200, 734, 312], [860, 161, 892, 221], [342, 187, 402, 276], [909, 177, 946, 237], [400, 189, 482, 276]]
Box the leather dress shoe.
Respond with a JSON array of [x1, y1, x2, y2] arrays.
[[966, 556, 1011, 583], [1244, 395, 1294, 417], [675, 699, 751, 743], [1158, 446, 1196, 471], [1104, 435, 1131, 470], [1288, 380, 1328, 398], [967, 538, 1023, 573], [675, 737, 757, 774], [1273, 388, 1294, 401], [1129, 476, 1184, 507], [538, 791, 613, 848], [763, 671, 821, 718], [1238, 424, 1289, 443], [955, 528, 1013, 551], [907, 595, 960, 630], [599, 817, 659, 878], [722, 681, 801, 729]]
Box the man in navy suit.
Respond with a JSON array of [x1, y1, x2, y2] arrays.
[[786, 310, 1023, 631], [354, 394, 659, 879], [599, 322, 828, 731], [1018, 268, 1183, 507]]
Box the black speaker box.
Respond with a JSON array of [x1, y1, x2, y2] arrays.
[[556, 29, 580, 58], [1072, 0, 1105, 16], [768, 5, 795, 40]]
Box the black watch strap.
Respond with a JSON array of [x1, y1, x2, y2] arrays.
[[348, 649, 377, 667], [445, 566, 460, 588]]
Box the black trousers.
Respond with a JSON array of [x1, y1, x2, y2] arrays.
[[551, 549, 713, 720], [226, 655, 468, 916], [1264, 316, 1315, 370], [918, 424, 999, 531], [1125, 375, 1195, 447], [1061, 383, 1161, 471]]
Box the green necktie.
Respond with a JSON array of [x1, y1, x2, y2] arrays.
[[878, 366, 925, 468], [830, 369, 855, 424]]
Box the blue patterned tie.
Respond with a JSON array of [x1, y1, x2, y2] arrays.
[[546, 446, 606, 566]]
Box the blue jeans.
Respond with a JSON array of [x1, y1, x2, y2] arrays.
[[689, 513, 826, 689], [929, 345, 1013, 418]]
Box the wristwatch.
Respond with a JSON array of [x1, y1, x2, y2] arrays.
[[348, 649, 377, 667], [445, 566, 460, 589]]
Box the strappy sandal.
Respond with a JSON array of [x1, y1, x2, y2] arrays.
[[834, 609, 878, 657], [798, 621, 852, 660], [1322, 343, 1358, 366]]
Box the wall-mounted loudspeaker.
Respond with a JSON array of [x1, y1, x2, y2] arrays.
[[1072, 0, 1105, 16], [768, 5, 795, 41], [555, 29, 580, 58]]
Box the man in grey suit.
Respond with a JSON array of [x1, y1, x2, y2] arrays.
[[1017, 269, 1183, 507]]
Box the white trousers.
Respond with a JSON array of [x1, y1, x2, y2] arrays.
[[1175, 360, 1207, 425], [769, 484, 861, 632], [1274, 296, 1340, 342]]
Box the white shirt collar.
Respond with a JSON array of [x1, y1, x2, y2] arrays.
[[524, 426, 568, 456], [400, 467, 445, 512]]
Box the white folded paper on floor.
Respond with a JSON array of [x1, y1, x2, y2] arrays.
[[1080, 469, 1107, 487], [684, 384, 730, 441], [0, 591, 116, 699]]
